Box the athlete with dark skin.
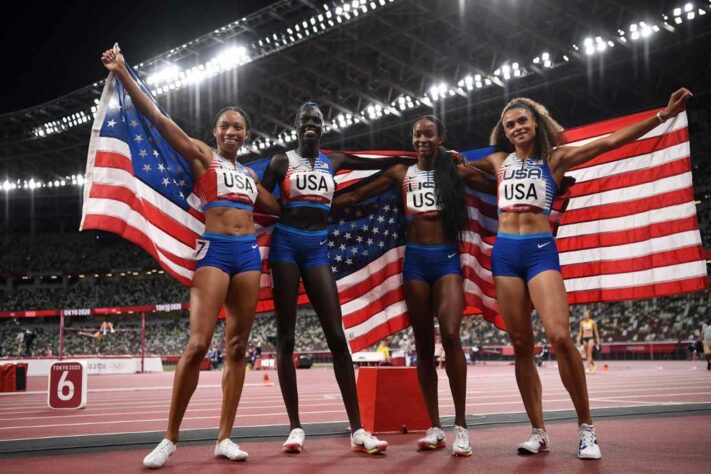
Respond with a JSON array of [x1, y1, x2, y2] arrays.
[[334, 116, 494, 456], [102, 46, 280, 468], [260, 103, 403, 454]]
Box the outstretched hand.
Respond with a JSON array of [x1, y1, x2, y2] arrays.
[[661, 87, 692, 120], [101, 44, 125, 73]]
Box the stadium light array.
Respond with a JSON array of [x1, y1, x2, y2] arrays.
[[29, 0, 710, 159], [2, 174, 85, 192]]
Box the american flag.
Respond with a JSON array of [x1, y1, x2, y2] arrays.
[[80, 67, 275, 292], [82, 67, 706, 352], [557, 109, 707, 303]]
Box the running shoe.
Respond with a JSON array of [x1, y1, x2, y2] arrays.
[[214, 438, 248, 461], [283, 428, 305, 453], [351, 428, 388, 454], [452, 425, 472, 457], [418, 426, 446, 450], [517, 428, 549, 454], [143, 439, 176, 469], [577, 424, 601, 459]]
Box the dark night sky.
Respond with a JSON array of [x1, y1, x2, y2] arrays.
[[0, 1, 275, 114]]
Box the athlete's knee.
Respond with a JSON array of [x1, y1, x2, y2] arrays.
[[509, 333, 535, 358], [325, 331, 350, 359], [548, 330, 575, 353], [224, 337, 248, 364], [183, 338, 210, 363], [277, 334, 296, 356], [440, 327, 462, 353]]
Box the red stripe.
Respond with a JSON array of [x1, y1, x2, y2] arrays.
[[89, 183, 201, 248], [563, 109, 662, 143], [567, 276, 708, 304], [569, 158, 690, 198], [348, 313, 411, 353], [561, 188, 695, 225], [95, 150, 134, 173], [339, 258, 404, 301], [82, 214, 193, 287], [557, 215, 701, 252], [342, 287, 404, 328], [561, 246, 706, 279], [568, 128, 688, 171]]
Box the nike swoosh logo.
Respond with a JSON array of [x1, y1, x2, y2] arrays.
[[537, 242, 551, 249], [251, 244, 258, 249], [447, 253, 457, 258], [319, 240, 328, 245]]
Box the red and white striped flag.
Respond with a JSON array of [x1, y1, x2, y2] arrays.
[[558, 109, 707, 302]]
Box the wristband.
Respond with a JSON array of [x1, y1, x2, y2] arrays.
[[656, 111, 666, 124]]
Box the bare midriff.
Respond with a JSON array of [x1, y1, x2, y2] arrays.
[[203, 207, 256, 235]]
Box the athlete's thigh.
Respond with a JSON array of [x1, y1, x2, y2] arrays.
[[494, 275, 534, 341], [527, 270, 570, 335], [223, 270, 261, 341], [190, 266, 231, 338]]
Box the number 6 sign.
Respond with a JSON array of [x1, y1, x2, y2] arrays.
[[48, 361, 87, 409]]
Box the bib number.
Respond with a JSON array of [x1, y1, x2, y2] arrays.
[[499, 178, 547, 211], [195, 239, 210, 260]]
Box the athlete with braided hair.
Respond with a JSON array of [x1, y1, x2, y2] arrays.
[[334, 115, 494, 456]]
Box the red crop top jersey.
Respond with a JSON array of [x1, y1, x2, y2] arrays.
[[194, 152, 258, 212]]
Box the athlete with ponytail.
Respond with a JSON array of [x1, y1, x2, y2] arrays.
[[101, 46, 281, 468], [334, 115, 493, 456]]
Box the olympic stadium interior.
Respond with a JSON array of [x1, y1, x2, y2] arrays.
[[1, 0, 710, 354]]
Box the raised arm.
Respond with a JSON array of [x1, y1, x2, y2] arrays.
[[101, 46, 210, 169], [552, 88, 692, 174], [332, 164, 406, 209], [328, 151, 415, 172], [248, 168, 281, 216]]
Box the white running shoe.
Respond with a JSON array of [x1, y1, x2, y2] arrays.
[[283, 428, 306, 453], [351, 428, 388, 454], [143, 439, 176, 469], [452, 425, 472, 457], [577, 424, 602, 460], [214, 438, 248, 461], [418, 426, 446, 450], [517, 428, 549, 454]]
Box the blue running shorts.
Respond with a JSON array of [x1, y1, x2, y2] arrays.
[[491, 232, 561, 282], [194, 232, 261, 276], [403, 243, 461, 284], [268, 223, 330, 268]]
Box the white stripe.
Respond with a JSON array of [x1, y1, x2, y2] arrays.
[[91, 166, 205, 234], [93, 135, 133, 159], [81, 74, 116, 229], [466, 188, 497, 206], [335, 169, 379, 185], [344, 301, 408, 340], [566, 172, 692, 211], [566, 142, 690, 184], [566, 113, 688, 147], [341, 273, 403, 316], [461, 229, 494, 252], [84, 197, 196, 259], [557, 202, 698, 238], [460, 253, 494, 285], [564, 260, 708, 292], [336, 246, 404, 291], [463, 279, 499, 311], [559, 230, 702, 266]]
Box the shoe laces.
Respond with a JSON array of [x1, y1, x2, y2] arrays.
[[155, 439, 175, 455], [426, 426, 443, 438], [579, 429, 596, 449], [454, 426, 469, 446]]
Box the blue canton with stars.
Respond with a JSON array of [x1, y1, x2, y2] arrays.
[[99, 65, 194, 209], [327, 185, 406, 279]]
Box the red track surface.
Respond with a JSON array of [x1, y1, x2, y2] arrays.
[[1, 415, 709, 473], [0, 360, 709, 472]]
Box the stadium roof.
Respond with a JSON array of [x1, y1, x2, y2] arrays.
[[1, 0, 710, 181]]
